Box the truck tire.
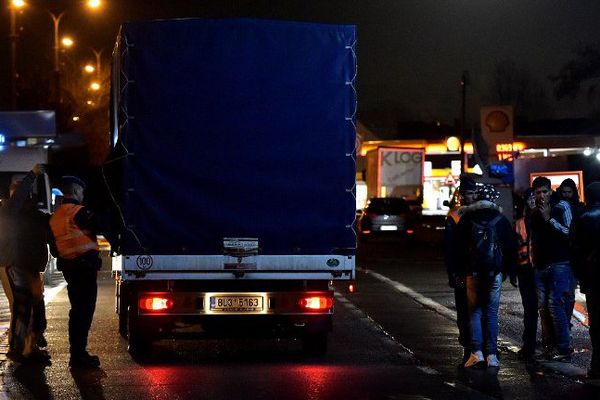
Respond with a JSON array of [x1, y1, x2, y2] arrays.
[[118, 306, 128, 338], [119, 303, 128, 339], [127, 306, 153, 361], [116, 280, 128, 337], [302, 332, 328, 356]]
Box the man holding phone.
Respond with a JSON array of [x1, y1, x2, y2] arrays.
[[530, 176, 574, 362]]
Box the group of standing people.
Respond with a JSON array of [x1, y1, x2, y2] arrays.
[[0, 164, 104, 369], [445, 174, 600, 379]]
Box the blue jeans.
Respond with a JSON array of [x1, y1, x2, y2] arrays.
[[467, 273, 502, 354], [534, 263, 574, 353]]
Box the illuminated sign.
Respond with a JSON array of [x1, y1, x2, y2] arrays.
[[496, 142, 526, 160]]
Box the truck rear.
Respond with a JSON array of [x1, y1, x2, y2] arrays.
[[107, 18, 357, 357]]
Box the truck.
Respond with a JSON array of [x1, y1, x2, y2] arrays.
[[365, 146, 425, 211], [107, 18, 357, 358]]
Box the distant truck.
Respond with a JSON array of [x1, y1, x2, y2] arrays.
[[365, 147, 424, 209], [108, 18, 357, 357]]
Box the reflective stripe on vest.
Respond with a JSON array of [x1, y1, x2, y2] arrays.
[[50, 203, 99, 260], [515, 217, 530, 265], [448, 209, 460, 224]]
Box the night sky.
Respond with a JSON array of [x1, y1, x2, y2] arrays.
[[2, 0, 600, 129]]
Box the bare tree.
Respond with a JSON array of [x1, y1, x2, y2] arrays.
[[551, 42, 600, 116], [61, 58, 111, 166], [487, 59, 553, 119]]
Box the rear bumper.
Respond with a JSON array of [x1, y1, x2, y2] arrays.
[[134, 313, 332, 339]]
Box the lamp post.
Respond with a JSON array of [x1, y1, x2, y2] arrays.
[[9, 0, 26, 109], [49, 10, 66, 105], [91, 48, 103, 77], [460, 70, 470, 175], [48, 1, 103, 105]]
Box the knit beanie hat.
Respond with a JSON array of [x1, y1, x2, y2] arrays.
[[476, 183, 500, 203]]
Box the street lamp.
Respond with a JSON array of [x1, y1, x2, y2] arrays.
[[84, 64, 95, 74], [48, 2, 103, 105], [9, 0, 26, 109], [61, 36, 74, 48], [90, 82, 101, 91], [89, 48, 104, 77], [87, 0, 102, 9]]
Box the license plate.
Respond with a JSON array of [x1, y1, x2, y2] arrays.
[[210, 296, 264, 312], [380, 225, 398, 231]]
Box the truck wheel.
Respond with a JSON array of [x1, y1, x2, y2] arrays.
[[118, 307, 128, 338], [127, 307, 153, 361], [302, 332, 328, 356], [116, 280, 128, 337]]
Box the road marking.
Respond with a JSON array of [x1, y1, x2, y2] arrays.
[[357, 267, 588, 378]]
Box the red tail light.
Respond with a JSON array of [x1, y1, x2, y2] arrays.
[[139, 297, 174, 311], [406, 229, 415, 234], [299, 296, 333, 310], [361, 230, 371, 234]]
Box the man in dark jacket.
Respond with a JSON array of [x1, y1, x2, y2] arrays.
[[453, 183, 517, 368], [530, 176, 575, 361], [531, 177, 574, 361], [445, 174, 478, 365], [1, 164, 53, 363], [514, 188, 538, 360], [570, 182, 600, 378]]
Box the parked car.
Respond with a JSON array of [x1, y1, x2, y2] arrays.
[[358, 197, 416, 239]]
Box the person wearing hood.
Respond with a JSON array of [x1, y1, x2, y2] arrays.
[[559, 178, 584, 214], [514, 188, 538, 360], [454, 183, 517, 368], [444, 174, 478, 366], [570, 182, 600, 379], [558, 178, 583, 329], [530, 176, 575, 362]]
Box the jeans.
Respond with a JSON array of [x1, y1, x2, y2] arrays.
[[7, 268, 45, 356], [517, 265, 538, 352], [534, 263, 574, 353], [467, 273, 503, 355]]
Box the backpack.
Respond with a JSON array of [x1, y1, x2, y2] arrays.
[[469, 214, 504, 275]]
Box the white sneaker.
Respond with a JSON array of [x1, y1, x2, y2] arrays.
[[464, 351, 485, 368], [487, 354, 500, 367]]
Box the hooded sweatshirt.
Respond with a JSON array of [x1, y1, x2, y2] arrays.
[[453, 200, 517, 278]]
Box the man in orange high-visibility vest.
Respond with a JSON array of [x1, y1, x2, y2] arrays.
[[50, 176, 101, 369], [514, 188, 538, 360], [444, 174, 477, 366]]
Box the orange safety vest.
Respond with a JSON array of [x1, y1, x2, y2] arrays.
[[447, 208, 460, 225], [515, 217, 530, 266], [50, 203, 99, 260]]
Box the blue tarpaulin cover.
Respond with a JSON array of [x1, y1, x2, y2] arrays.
[[110, 18, 356, 255]]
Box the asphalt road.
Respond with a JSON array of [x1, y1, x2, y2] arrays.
[[1, 271, 478, 400], [0, 230, 598, 399]]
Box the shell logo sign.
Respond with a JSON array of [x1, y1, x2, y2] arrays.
[[485, 110, 510, 132], [480, 106, 514, 159]]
